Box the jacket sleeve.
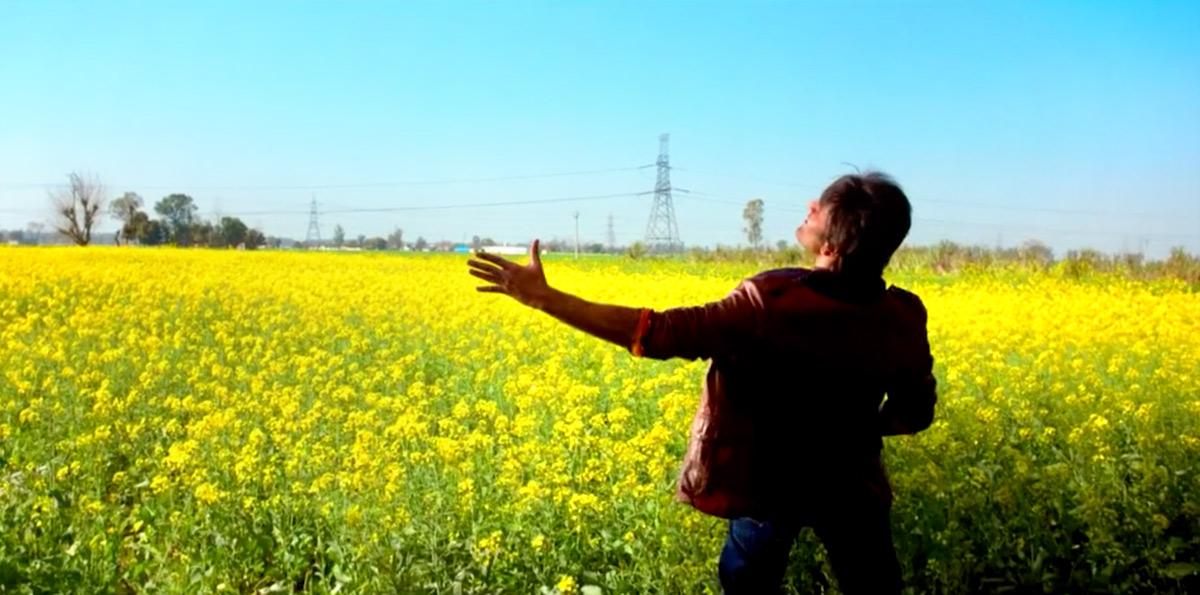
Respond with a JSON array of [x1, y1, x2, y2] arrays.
[[632, 279, 766, 361], [880, 295, 938, 435]]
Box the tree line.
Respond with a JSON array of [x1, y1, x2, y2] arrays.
[[50, 172, 265, 248]]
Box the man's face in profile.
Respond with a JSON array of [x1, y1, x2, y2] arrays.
[[795, 199, 830, 255]]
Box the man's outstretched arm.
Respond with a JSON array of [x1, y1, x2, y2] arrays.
[[467, 240, 647, 352]]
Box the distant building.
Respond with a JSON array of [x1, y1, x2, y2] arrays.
[[478, 245, 527, 255]]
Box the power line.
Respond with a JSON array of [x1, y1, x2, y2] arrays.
[[914, 217, 1200, 240], [5, 164, 1190, 220], [318, 192, 641, 215], [672, 167, 826, 191], [680, 190, 1193, 220], [8, 189, 1194, 242], [910, 197, 1183, 219], [206, 192, 643, 218], [0, 164, 654, 191], [671, 194, 1198, 241]]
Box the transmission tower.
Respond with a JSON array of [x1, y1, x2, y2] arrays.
[[643, 133, 682, 252], [305, 196, 322, 246], [606, 214, 616, 251]]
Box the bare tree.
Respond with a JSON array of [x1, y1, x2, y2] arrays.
[[50, 173, 105, 246]]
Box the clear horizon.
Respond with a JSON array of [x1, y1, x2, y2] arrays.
[[2, 1, 1198, 258]]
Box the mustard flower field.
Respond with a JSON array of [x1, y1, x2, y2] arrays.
[[1, 247, 1197, 593]]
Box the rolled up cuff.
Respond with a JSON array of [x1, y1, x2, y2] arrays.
[[630, 308, 653, 357]]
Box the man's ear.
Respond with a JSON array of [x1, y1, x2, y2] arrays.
[[819, 242, 839, 259]]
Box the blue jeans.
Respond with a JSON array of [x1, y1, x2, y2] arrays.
[[718, 504, 901, 594]]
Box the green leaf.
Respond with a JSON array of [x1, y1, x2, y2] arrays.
[[1164, 562, 1199, 579]]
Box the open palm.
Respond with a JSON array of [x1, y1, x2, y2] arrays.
[[467, 239, 550, 308]]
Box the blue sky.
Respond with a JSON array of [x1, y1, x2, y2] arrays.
[[1, 1, 1197, 257]]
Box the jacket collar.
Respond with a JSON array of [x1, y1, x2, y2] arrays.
[[803, 268, 886, 305]]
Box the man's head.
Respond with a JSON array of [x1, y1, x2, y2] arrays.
[[795, 171, 911, 276]]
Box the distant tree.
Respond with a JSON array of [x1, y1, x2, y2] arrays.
[[109, 192, 143, 245], [1159, 246, 1199, 285], [387, 228, 404, 250], [122, 211, 151, 245], [356, 234, 366, 247], [138, 218, 168, 246], [627, 241, 647, 259], [332, 224, 345, 247], [49, 172, 106, 246], [743, 198, 764, 248], [154, 194, 198, 245], [413, 236, 428, 251], [1019, 240, 1054, 266], [471, 235, 482, 251], [481, 237, 496, 247], [365, 237, 388, 250], [244, 228, 266, 250], [189, 221, 215, 247], [218, 216, 249, 248], [776, 239, 789, 251]]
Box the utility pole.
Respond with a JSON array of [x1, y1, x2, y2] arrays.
[[643, 133, 682, 252], [606, 214, 616, 252], [574, 211, 580, 259]]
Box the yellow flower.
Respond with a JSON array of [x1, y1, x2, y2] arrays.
[[194, 482, 222, 505], [555, 575, 578, 594], [150, 475, 171, 494], [475, 530, 503, 557], [4, 246, 1199, 591]]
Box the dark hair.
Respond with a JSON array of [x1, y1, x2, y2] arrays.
[[818, 171, 911, 275]]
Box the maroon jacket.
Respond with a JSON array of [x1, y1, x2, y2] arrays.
[[631, 267, 936, 520]]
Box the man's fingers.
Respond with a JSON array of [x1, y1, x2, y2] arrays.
[[468, 269, 503, 285], [473, 251, 516, 269], [476, 286, 506, 293], [467, 259, 503, 276]]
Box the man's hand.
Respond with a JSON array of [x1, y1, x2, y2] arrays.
[[468, 238, 647, 350], [467, 239, 551, 309]]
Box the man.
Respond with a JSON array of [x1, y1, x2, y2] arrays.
[[466, 171, 936, 594]]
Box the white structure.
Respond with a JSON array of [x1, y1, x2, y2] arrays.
[[479, 245, 528, 255]]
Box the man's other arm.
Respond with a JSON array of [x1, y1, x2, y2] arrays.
[[879, 296, 937, 436]]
